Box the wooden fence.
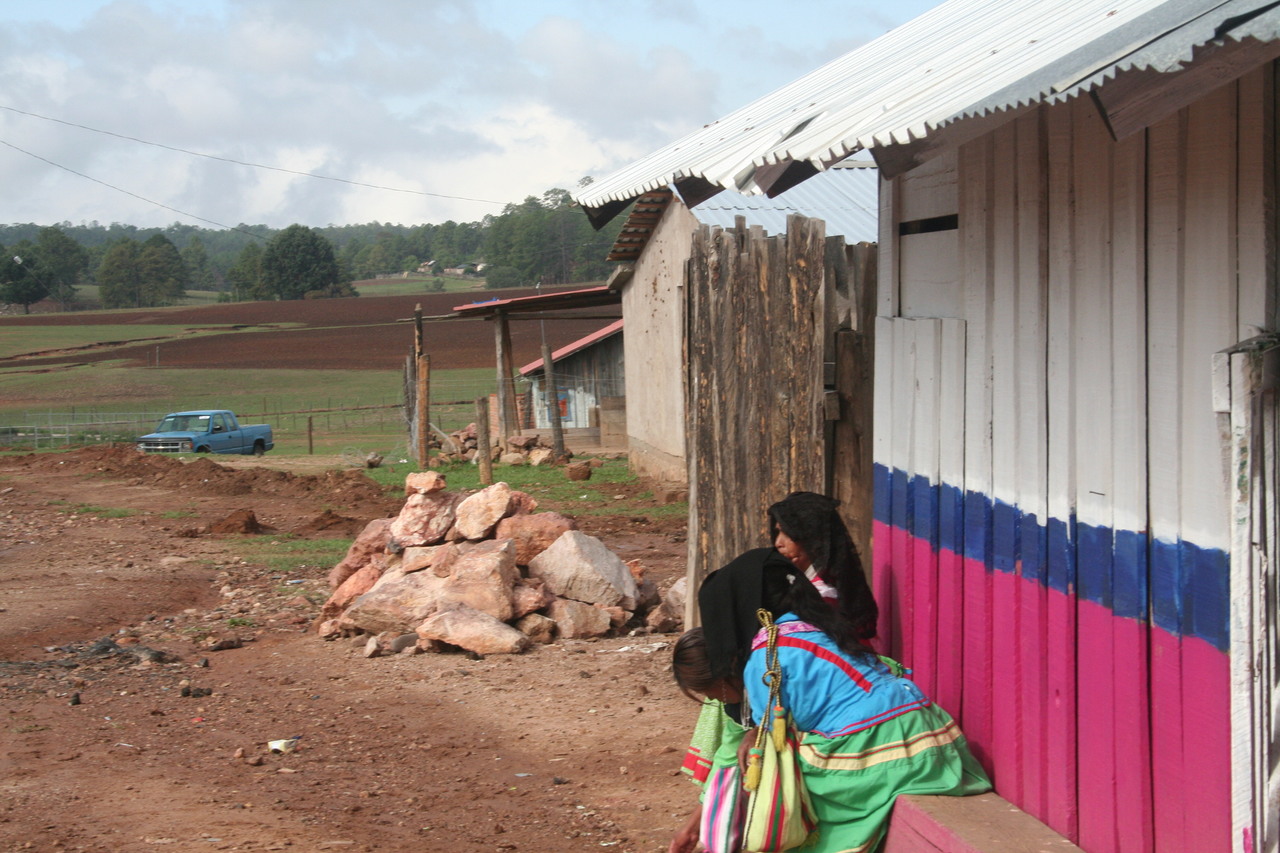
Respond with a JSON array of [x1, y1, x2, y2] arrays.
[[685, 214, 876, 592]]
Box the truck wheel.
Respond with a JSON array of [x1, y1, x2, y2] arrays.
[[253, 441, 266, 457], [195, 445, 210, 453]]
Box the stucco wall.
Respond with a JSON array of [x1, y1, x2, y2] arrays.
[[622, 201, 698, 485]]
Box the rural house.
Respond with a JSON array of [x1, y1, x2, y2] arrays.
[[519, 319, 624, 435], [576, 1, 1280, 851], [601, 162, 879, 488]]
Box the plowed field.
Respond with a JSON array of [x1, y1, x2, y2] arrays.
[[0, 287, 617, 372]]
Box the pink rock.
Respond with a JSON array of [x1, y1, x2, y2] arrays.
[[320, 558, 386, 621], [327, 518, 392, 588], [566, 462, 592, 481], [508, 490, 538, 515], [599, 604, 630, 629], [400, 545, 448, 575], [337, 539, 519, 635], [494, 512, 577, 565], [512, 577, 554, 618], [507, 434, 539, 450], [515, 612, 556, 644], [404, 471, 448, 496], [546, 597, 611, 639], [416, 606, 530, 655], [389, 491, 462, 547], [454, 482, 514, 539]]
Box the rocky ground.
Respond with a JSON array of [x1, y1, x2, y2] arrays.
[[0, 447, 699, 853]]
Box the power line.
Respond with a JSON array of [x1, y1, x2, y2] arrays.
[[0, 138, 264, 238], [0, 103, 506, 206]]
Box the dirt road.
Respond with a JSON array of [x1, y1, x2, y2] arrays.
[[0, 448, 697, 853]]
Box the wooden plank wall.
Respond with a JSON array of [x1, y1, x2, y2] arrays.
[[685, 217, 874, 589], [876, 70, 1270, 853]]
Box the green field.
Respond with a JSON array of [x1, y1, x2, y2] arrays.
[[0, 364, 509, 454]]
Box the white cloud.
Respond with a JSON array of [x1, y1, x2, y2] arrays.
[[0, 0, 940, 228]]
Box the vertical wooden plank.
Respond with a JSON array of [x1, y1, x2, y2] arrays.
[[1145, 103, 1190, 853], [909, 317, 942, 698], [988, 118, 1024, 804], [890, 318, 919, 666], [873, 315, 899, 652], [1176, 82, 1237, 853], [958, 132, 995, 773], [494, 313, 517, 444], [1231, 64, 1275, 851], [1070, 97, 1120, 853], [1107, 121, 1154, 853], [1044, 95, 1080, 844], [1013, 109, 1050, 820], [831, 242, 878, 567], [934, 318, 968, 720]]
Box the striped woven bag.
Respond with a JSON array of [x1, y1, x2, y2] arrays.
[[741, 609, 818, 851]]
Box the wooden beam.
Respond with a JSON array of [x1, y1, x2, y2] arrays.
[[494, 311, 518, 443]]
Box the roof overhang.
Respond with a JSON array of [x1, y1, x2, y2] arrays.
[[575, 0, 1280, 229]]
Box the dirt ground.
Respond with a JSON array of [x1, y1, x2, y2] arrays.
[[0, 447, 699, 853]]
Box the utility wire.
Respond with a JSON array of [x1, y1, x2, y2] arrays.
[[0, 138, 264, 238], [0, 103, 506, 206]]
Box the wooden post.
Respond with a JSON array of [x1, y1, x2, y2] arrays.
[[541, 338, 566, 457], [414, 305, 430, 468], [494, 312, 517, 445], [307, 416, 314, 455], [475, 397, 493, 485]]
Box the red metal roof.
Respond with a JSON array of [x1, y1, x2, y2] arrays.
[[519, 319, 624, 376]]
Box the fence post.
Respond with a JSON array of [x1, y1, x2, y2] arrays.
[[308, 416, 314, 455], [476, 397, 493, 486]]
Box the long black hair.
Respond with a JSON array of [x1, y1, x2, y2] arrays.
[[697, 546, 875, 683], [767, 491, 878, 646]]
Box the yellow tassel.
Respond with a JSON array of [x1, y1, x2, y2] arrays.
[[744, 749, 762, 791], [772, 705, 787, 751]]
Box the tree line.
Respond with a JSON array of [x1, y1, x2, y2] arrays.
[[0, 185, 625, 312]]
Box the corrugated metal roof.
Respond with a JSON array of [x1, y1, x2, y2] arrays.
[[519, 319, 624, 375], [690, 161, 879, 243], [576, 0, 1279, 226]]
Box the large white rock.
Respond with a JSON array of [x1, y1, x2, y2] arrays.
[[417, 606, 530, 655], [528, 530, 638, 609]]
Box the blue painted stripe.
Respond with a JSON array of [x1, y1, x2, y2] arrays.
[[873, 463, 1228, 652]]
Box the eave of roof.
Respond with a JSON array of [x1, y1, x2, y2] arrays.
[[519, 319, 625, 376], [451, 286, 620, 317], [575, 0, 1280, 228]]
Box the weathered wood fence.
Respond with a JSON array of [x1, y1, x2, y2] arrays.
[[684, 214, 876, 605]]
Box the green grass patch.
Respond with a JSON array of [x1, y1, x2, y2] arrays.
[[361, 457, 683, 518], [0, 324, 252, 360], [227, 536, 353, 575], [226, 617, 257, 628]]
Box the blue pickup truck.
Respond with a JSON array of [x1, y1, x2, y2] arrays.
[[136, 410, 274, 455]]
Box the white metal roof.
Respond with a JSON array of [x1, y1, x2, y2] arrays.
[[576, 0, 1280, 226], [690, 162, 879, 244]]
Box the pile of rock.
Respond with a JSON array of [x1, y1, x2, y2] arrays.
[[430, 424, 574, 468], [316, 471, 684, 656]]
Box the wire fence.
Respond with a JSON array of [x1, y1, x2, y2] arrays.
[[0, 374, 628, 452]]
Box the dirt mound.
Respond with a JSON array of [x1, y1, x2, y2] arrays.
[[206, 508, 270, 534], [17, 445, 400, 515], [295, 508, 365, 536]]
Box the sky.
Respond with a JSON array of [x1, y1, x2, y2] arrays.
[[0, 0, 940, 230]]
